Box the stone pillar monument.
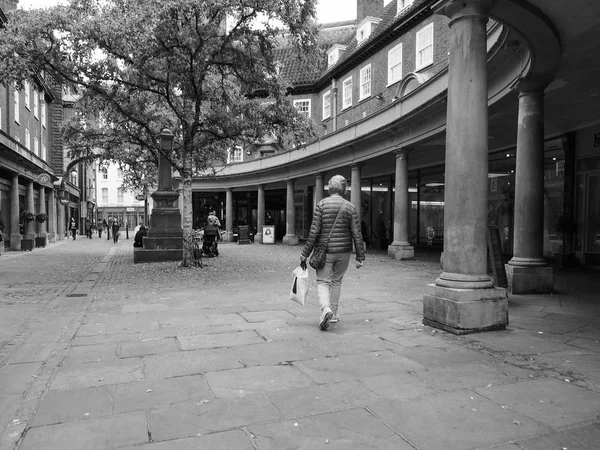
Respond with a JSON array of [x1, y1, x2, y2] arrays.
[[506, 79, 554, 293], [134, 129, 183, 262], [256, 184, 265, 244], [26, 180, 35, 240], [38, 185, 47, 243], [225, 188, 234, 242], [389, 149, 414, 260], [283, 179, 298, 245], [423, 0, 507, 334], [47, 188, 57, 243], [10, 173, 21, 250]]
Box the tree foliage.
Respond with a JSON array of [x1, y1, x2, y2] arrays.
[[0, 0, 320, 266]]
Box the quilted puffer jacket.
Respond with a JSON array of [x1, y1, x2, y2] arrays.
[[302, 194, 365, 261]]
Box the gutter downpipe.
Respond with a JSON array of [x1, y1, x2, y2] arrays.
[[331, 78, 338, 132]]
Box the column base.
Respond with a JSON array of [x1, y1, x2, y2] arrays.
[[282, 234, 299, 246], [505, 264, 554, 294], [423, 284, 508, 335], [255, 233, 263, 244], [0, 245, 5, 255], [10, 234, 21, 251], [47, 233, 57, 243], [388, 242, 414, 260], [225, 231, 234, 243]]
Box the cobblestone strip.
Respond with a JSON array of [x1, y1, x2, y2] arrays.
[[0, 247, 119, 450]]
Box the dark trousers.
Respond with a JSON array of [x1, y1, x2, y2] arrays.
[[71, 229, 76, 239]]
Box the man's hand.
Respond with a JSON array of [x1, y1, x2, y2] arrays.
[[355, 260, 364, 269], [300, 256, 307, 271]]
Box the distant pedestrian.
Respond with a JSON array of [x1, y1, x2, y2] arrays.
[[85, 219, 92, 239], [98, 220, 104, 238], [112, 220, 120, 243], [69, 217, 77, 240], [107, 217, 113, 240], [0, 210, 5, 243], [300, 175, 365, 331]]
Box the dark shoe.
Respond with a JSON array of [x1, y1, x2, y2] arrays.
[[319, 307, 333, 331]]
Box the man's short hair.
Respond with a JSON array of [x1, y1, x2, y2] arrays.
[[328, 175, 347, 195]]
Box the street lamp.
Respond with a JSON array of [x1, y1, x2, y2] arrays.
[[159, 128, 174, 151]]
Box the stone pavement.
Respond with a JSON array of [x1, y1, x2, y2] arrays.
[[0, 236, 599, 450]]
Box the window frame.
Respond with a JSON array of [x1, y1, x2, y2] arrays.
[[415, 22, 434, 71], [397, 0, 414, 15], [34, 136, 39, 155], [24, 81, 30, 110], [101, 168, 108, 180], [25, 129, 31, 150], [117, 187, 124, 203], [14, 88, 20, 124], [387, 43, 403, 86], [41, 142, 46, 161], [101, 188, 109, 204], [359, 64, 372, 101], [322, 90, 331, 120], [293, 98, 311, 118], [41, 100, 46, 128], [33, 89, 39, 119], [342, 76, 353, 110]]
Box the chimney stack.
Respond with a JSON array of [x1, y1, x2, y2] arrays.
[[356, 0, 383, 22]]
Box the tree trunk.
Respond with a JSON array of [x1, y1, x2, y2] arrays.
[[181, 147, 194, 267]]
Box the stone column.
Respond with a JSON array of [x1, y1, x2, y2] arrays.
[[38, 185, 47, 240], [350, 165, 361, 224], [10, 173, 21, 250], [57, 203, 65, 240], [423, 0, 507, 334], [225, 188, 234, 242], [26, 180, 35, 240], [389, 149, 414, 259], [283, 179, 298, 245], [47, 188, 57, 243], [255, 184, 265, 244], [506, 79, 554, 293], [315, 173, 325, 205]]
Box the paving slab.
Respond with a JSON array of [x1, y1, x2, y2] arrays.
[[205, 312, 248, 326], [414, 361, 516, 391], [118, 337, 180, 358], [359, 372, 440, 400], [121, 303, 171, 313], [31, 385, 113, 426], [516, 422, 600, 450], [0, 362, 42, 394], [476, 377, 600, 428], [314, 333, 403, 357], [50, 358, 143, 390], [239, 310, 295, 323], [248, 407, 415, 450], [20, 411, 148, 450], [62, 343, 117, 365], [148, 394, 282, 441], [368, 390, 550, 450], [77, 319, 159, 337], [509, 314, 591, 335], [232, 339, 326, 366], [6, 342, 55, 364], [566, 337, 600, 352], [114, 429, 254, 449], [395, 343, 494, 368], [293, 350, 426, 384], [143, 348, 243, 379], [205, 365, 313, 398], [531, 351, 600, 380], [468, 329, 577, 355], [70, 332, 142, 347], [178, 330, 264, 350], [113, 374, 213, 413], [265, 379, 381, 419]]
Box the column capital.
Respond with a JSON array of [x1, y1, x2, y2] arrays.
[[510, 77, 552, 95], [394, 147, 411, 158], [434, 0, 494, 23]]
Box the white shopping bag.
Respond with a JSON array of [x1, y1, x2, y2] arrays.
[[289, 266, 309, 306]]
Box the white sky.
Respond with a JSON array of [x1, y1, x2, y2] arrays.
[[19, 0, 357, 23]]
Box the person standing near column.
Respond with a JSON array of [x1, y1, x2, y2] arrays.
[[300, 175, 365, 330]]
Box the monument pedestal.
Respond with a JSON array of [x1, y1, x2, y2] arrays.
[[388, 242, 414, 260], [505, 264, 554, 294], [282, 234, 298, 245], [423, 284, 508, 335], [134, 190, 183, 263]]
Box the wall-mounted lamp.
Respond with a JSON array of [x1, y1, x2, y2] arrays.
[[374, 93, 384, 101], [246, 149, 252, 156]]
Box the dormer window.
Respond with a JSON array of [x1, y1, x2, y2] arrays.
[[327, 44, 347, 67], [356, 16, 382, 46], [397, 0, 414, 15]]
